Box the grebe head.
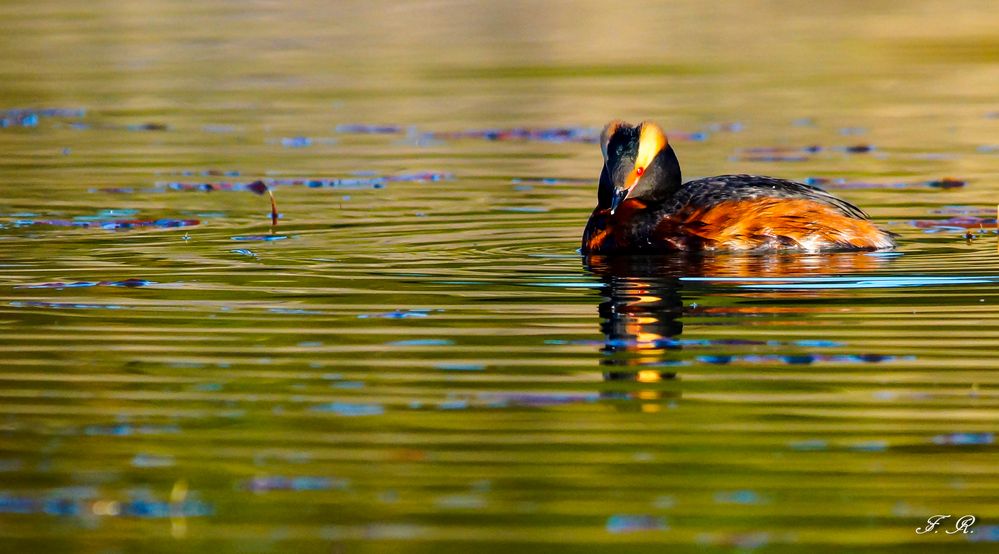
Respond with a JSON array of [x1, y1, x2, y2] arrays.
[[599, 120, 681, 214]]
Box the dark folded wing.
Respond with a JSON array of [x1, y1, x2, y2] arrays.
[[672, 175, 870, 220]]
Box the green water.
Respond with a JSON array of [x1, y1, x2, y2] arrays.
[[1, 1, 998, 552]]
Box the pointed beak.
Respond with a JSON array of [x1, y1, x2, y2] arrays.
[[608, 168, 642, 215], [609, 188, 629, 215]]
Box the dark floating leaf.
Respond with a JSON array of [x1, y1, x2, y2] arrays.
[[844, 144, 874, 153], [241, 180, 279, 225], [926, 177, 966, 188], [246, 180, 269, 195], [126, 122, 169, 131]]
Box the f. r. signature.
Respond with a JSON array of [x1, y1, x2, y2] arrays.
[[916, 515, 976, 535]]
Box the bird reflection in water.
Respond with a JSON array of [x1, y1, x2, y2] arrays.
[[584, 252, 891, 409]]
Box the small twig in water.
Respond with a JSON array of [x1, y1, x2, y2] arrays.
[[268, 188, 278, 227], [247, 180, 279, 227]]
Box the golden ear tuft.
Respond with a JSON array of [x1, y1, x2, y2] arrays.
[[635, 121, 667, 171], [600, 120, 627, 161]]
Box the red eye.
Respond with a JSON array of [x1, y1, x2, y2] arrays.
[[635, 166, 645, 176]]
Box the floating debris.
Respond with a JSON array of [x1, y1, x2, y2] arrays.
[[160, 169, 241, 177], [606, 515, 668, 533], [335, 124, 403, 134], [438, 399, 469, 410], [549, 337, 843, 349], [0, 491, 211, 518], [9, 217, 199, 230], [0, 108, 85, 128], [97, 172, 454, 196], [230, 235, 288, 241], [431, 126, 707, 144], [310, 402, 385, 416], [695, 353, 909, 365], [358, 309, 434, 319], [804, 176, 966, 190], [9, 301, 126, 310], [433, 127, 600, 143], [477, 392, 599, 408], [926, 178, 967, 188], [17, 279, 155, 289], [243, 476, 349, 492], [910, 215, 997, 233], [844, 144, 874, 153], [126, 122, 169, 131], [82, 423, 179, 435], [268, 307, 323, 315], [736, 144, 875, 162], [931, 432, 994, 446], [280, 136, 313, 148], [931, 206, 994, 215], [334, 122, 738, 144]]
